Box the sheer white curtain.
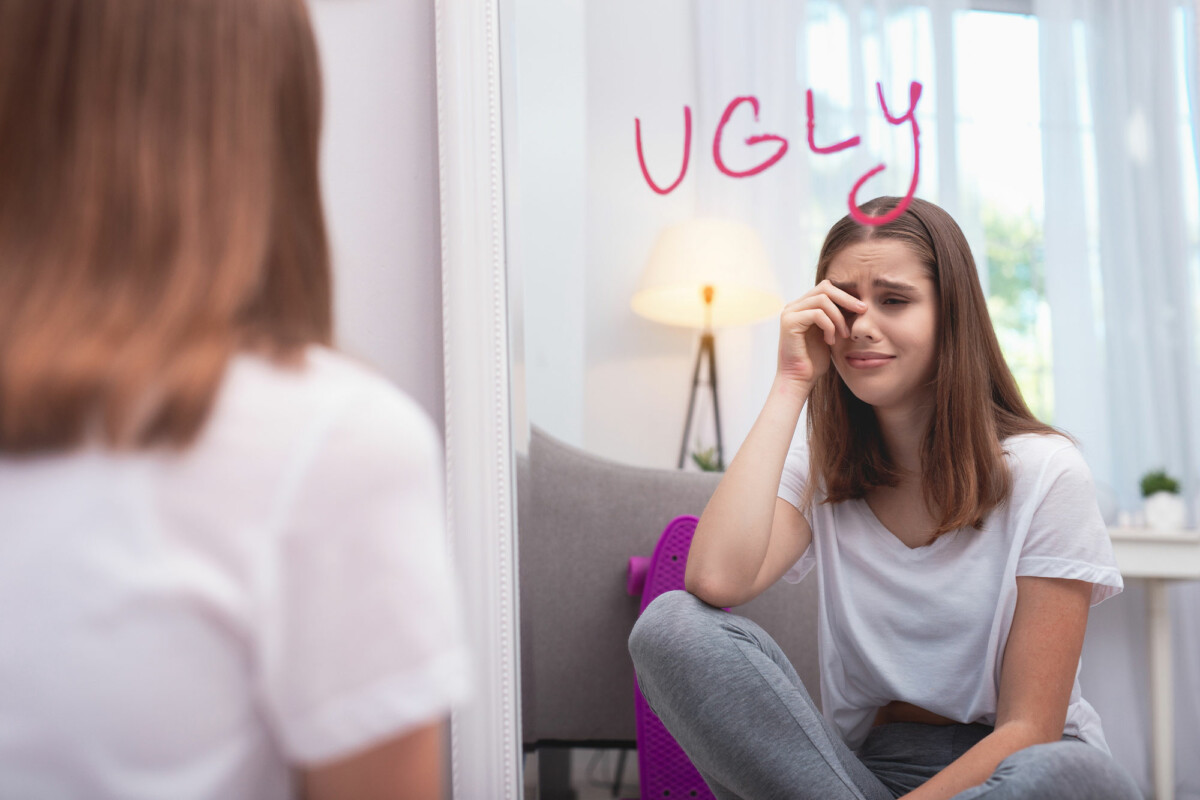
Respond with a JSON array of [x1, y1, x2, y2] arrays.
[[1037, 0, 1200, 795]]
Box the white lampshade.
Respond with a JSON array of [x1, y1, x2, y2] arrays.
[[631, 218, 783, 329]]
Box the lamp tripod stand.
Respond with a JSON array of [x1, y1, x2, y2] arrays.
[[677, 286, 724, 470]]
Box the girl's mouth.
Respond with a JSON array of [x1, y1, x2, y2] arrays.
[[845, 354, 895, 369]]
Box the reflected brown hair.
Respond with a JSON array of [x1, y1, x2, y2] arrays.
[[802, 196, 1063, 537], [0, 0, 332, 454]]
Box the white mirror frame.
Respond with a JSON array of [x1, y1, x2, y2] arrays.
[[435, 1, 522, 798]]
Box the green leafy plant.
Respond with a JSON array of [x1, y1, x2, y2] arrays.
[[690, 445, 722, 472], [1140, 469, 1180, 497]]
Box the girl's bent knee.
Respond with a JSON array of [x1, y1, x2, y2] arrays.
[[628, 590, 716, 667], [993, 741, 1140, 800]]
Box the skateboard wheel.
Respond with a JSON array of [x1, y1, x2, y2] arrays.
[[627, 556, 651, 596]]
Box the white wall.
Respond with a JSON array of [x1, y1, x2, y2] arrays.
[[512, 0, 791, 471], [307, 0, 445, 432], [581, 0, 703, 468], [507, 0, 589, 451], [514, 0, 748, 470]]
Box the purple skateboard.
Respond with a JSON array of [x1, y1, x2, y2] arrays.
[[627, 515, 716, 800]]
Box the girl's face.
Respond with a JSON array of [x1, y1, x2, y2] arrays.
[[824, 239, 939, 413]]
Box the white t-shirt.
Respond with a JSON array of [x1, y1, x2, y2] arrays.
[[0, 346, 470, 799], [777, 432, 1122, 753]]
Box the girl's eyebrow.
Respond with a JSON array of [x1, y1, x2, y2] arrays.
[[830, 278, 919, 293]]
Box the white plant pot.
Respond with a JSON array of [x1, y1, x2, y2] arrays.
[[1143, 492, 1185, 531]]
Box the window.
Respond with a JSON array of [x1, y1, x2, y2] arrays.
[[802, 3, 1055, 421], [954, 10, 1052, 421]]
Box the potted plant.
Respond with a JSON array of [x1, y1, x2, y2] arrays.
[[1140, 469, 1185, 531], [690, 445, 722, 472]]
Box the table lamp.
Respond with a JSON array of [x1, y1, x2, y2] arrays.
[[631, 218, 783, 469]]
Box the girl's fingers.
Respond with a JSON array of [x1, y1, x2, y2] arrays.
[[784, 294, 850, 339], [816, 279, 868, 313], [784, 280, 868, 317], [813, 312, 836, 346], [812, 294, 851, 338], [785, 307, 836, 346]]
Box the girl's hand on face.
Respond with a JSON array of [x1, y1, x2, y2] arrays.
[[777, 280, 867, 390]]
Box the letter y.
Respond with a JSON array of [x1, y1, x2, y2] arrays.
[[848, 81, 922, 226]]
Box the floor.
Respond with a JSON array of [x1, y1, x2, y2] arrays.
[[523, 747, 641, 800]]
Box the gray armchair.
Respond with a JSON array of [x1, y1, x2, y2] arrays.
[[516, 424, 821, 759]]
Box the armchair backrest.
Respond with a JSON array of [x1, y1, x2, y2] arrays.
[[517, 425, 820, 746]]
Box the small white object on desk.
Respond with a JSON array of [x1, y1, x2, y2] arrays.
[[1143, 492, 1187, 531], [1107, 526, 1200, 800]]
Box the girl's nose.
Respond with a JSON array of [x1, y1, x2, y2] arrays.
[[849, 307, 879, 341]]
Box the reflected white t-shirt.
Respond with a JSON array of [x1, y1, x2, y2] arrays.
[[777, 432, 1122, 753], [0, 346, 470, 799]]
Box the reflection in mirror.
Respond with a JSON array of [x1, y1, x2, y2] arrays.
[[499, 1, 1200, 797]]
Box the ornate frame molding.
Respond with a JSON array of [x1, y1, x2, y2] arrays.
[[434, 0, 521, 796]]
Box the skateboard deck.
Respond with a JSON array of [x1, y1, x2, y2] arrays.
[[628, 515, 716, 800]]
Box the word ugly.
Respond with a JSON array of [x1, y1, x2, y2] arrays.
[[634, 81, 923, 226]]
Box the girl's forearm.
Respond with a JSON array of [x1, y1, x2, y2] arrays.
[[684, 376, 809, 605], [899, 722, 1054, 800]]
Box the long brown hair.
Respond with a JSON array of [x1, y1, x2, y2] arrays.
[[0, 0, 332, 454], [803, 196, 1062, 537]]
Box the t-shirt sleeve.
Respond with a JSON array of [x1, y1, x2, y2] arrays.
[[254, 383, 471, 766], [778, 439, 816, 584], [1017, 443, 1123, 606], [777, 438, 810, 513]]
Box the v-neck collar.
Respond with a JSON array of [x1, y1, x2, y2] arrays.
[[854, 498, 952, 558]]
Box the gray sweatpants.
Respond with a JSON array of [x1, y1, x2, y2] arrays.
[[628, 591, 1141, 800]]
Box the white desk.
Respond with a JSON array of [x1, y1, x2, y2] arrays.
[[1108, 527, 1200, 800]]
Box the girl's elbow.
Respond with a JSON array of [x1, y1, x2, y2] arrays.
[[682, 569, 708, 601], [683, 571, 744, 608]]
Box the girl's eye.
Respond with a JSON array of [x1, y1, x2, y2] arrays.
[[882, 297, 908, 306]]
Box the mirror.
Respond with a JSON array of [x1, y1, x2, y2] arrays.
[[441, 0, 1199, 796]]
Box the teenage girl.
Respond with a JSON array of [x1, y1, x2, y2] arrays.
[[629, 196, 1141, 799], [0, 2, 466, 798]]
